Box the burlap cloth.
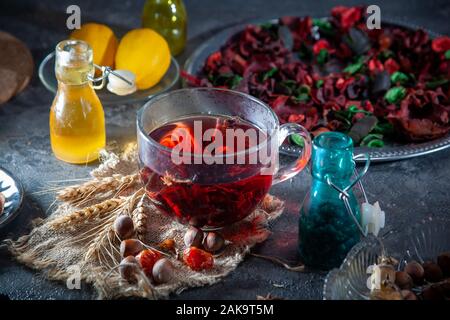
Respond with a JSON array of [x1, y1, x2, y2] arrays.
[[6, 144, 284, 299]]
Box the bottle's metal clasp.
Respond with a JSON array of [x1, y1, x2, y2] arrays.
[[326, 153, 371, 237], [88, 64, 133, 90]]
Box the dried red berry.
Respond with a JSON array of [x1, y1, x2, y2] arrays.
[[313, 39, 331, 55], [136, 249, 162, 277], [384, 58, 400, 74], [183, 247, 214, 271], [432, 36, 450, 53], [158, 239, 176, 254], [331, 6, 362, 30]]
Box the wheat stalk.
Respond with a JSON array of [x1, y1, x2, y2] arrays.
[[83, 190, 145, 268], [50, 198, 125, 230], [57, 174, 139, 205], [132, 194, 149, 241]]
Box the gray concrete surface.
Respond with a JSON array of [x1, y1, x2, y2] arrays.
[[0, 0, 449, 300]]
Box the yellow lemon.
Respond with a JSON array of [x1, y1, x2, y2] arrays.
[[70, 23, 118, 68], [115, 28, 171, 90]]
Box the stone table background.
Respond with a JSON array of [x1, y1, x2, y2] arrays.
[[0, 0, 449, 299]]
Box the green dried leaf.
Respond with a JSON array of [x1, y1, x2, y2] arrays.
[[316, 79, 324, 88], [260, 22, 275, 30], [390, 71, 409, 85], [316, 49, 329, 65], [372, 121, 394, 134], [297, 43, 312, 60], [425, 78, 449, 89], [367, 139, 384, 147], [384, 86, 406, 104], [360, 133, 384, 147], [290, 134, 304, 147], [378, 50, 394, 61], [228, 75, 243, 89], [261, 67, 278, 81], [293, 85, 311, 102], [344, 57, 364, 75], [445, 50, 450, 60], [294, 93, 310, 103], [312, 18, 333, 33]]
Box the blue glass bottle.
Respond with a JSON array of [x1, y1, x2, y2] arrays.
[[298, 132, 361, 270]]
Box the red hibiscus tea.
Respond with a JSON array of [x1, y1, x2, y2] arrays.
[[140, 115, 273, 228]]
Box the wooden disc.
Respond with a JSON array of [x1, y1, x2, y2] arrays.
[[0, 69, 18, 105], [0, 31, 34, 104]]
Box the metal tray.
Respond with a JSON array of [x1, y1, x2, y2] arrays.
[[183, 18, 450, 162]]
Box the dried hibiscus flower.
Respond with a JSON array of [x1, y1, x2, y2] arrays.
[[182, 6, 450, 146]]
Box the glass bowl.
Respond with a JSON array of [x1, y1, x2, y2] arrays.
[[323, 217, 450, 300], [39, 51, 180, 106]]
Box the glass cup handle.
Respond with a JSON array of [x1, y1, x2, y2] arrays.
[[272, 123, 312, 185]]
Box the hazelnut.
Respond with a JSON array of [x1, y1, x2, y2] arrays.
[[184, 226, 203, 248], [421, 286, 444, 300], [437, 252, 450, 276], [152, 258, 174, 284], [395, 271, 413, 290], [404, 261, 424, 284], [400, 290, 417, 300], [114, 215, 135, 240], [203, 232, 225, 253], [120, 239, 143, 258], [422, 261, 443, 283], [119, 256, 139, 283]]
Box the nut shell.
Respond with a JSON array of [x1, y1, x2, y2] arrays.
[[423, 261, 443, 283], [395, 271, 413, 290], [400, 290, 417, 300], [203, 232, 225, 253], [184, 226, 203, 248], [421, 286, 445, 300], [404, 261, 424, 284], [114, 215, 135, 240], [120, 239, 143, 258], [119, 256, 139, 283], [152, 258, 174, 284], [437, 252, 450, 276]]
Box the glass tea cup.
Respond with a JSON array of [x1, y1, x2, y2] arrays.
[[137, 88, 311, 228]]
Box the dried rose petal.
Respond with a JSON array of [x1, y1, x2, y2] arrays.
[[431, 36, 450, 53], [183, 8, 450, 145]]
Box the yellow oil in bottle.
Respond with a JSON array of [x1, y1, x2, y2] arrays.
[[142, 0, 187, 56], [50, 40, 105, 164]]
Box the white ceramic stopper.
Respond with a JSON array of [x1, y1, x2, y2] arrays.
[[361, 201, 385, 236], [106, 69, 137, 96]]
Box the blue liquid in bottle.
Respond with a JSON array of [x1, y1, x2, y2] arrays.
[[298, 132, 361, 270]]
